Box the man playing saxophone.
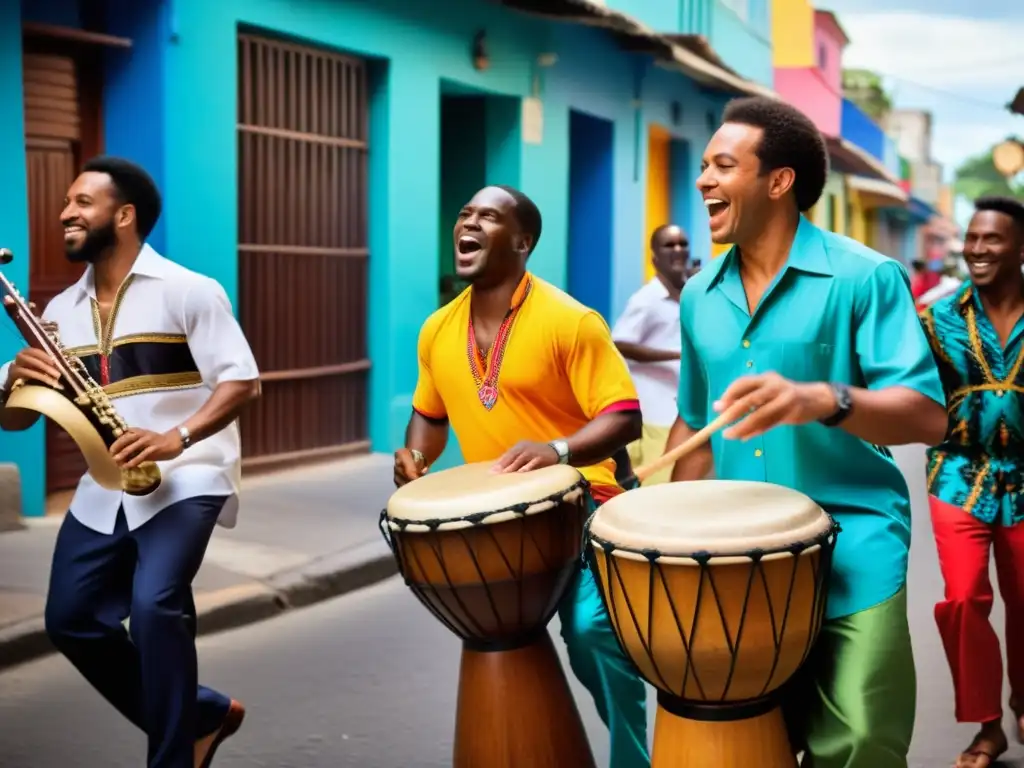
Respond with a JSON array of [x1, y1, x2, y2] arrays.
[[0, 156, 261, 768]]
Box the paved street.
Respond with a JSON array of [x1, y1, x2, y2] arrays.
[[0, 445, 1022, 767]]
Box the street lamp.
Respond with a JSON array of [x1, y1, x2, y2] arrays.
[[993, 139, 1024, 179]]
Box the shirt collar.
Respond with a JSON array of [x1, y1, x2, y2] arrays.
[[956, 281, 976, 316], [704, 215, 833, 294], [509, 271, 532, 309], [648, 276, 675, 300], [73, 243, 167, 304]]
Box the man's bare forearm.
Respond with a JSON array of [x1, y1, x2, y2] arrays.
[[614, 341, 681, 363], [565, 410, 642, 466], [667, 417, 713, 481], [181, 379, 261, 443], [405, 411, 449, 466], [803, 382, 947, 446]]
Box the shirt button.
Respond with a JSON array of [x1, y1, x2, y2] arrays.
[[997, 390, 1005, 398], [746, 360, 754, 368], [754, 449, 763, 458], [742, 339, 751, 348]]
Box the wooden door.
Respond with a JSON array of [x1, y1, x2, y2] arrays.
[[22, 41, 103, 494], [236, 33, 371, 472]]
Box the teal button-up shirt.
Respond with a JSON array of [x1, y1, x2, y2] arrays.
[[921, 283, 1024, 527], [678, 217, 945, 620]]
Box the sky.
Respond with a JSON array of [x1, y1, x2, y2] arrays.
[[815, 0, 1023, 188]]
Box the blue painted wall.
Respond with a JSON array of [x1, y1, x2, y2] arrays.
[[609, 0, 681, 31], [841, 98, 885, 162], [641, 64, 724, 300], [0, 0, 752, 514], [546, 26, 724, 321], [710, 0, 773, 87], [679, 0, 713, 37], [103, 0, 169, 254], [568, 110, 615, 320], [22, 0, 80, 25], [0, 4, 40, 517], [604, 0, 772, 87]]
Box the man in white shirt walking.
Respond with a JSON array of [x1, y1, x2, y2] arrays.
[[612, 224, 688, 485], [0, 156, 261, 768]]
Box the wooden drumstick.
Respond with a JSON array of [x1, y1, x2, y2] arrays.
[[629, 400, 750, 485]]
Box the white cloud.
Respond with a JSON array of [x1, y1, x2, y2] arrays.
[[832, 11, 1024, 173], [838, 13, 1024, 90], [931, 118, 1021, 176]]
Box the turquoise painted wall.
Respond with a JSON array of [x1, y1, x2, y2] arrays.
[[545, 26, 724, 322], [608, 0, 680, 30], [0, 4, 40, 517], [103, 0, 168, 254], [0, 0, 752, 513], [603, 0, 772, 87], [641, 65, 724, 308], [161, 0, 562, 471], [710, 0, 773, 86]]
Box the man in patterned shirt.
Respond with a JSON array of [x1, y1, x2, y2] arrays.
[[920, 196, 1024, 768]]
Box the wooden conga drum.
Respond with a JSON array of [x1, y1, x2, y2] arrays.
[[587, 480, 838, 768], [380, 462, 597, 768]]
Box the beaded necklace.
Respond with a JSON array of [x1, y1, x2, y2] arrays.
[[466, 277, 532, 410]]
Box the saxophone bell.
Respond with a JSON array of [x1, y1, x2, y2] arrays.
[[0, 250, 161, 496]]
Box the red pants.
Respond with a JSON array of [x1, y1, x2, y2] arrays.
[[930, 495, 1024, 722]]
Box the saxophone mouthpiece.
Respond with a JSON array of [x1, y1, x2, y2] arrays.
[[0, 249, 13, 265]]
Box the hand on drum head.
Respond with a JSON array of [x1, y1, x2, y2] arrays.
[[491, 440, 559, 473], [394, 448, 427, 487], [714, 372, 837, 441]]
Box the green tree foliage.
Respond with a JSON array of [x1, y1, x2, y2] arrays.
[[954, 144, 1024, 201], [842, 69, 892, 121]]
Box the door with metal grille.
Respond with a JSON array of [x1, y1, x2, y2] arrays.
[[237, 33, 370, 471], [22, 42, 103, 494]]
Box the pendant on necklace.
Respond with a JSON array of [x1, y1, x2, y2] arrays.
[[478, 384, 499, 410]]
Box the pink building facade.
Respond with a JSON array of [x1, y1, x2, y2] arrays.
[[772, 9, 848, 137]]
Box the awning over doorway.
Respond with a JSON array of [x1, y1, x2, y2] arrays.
[[494, 0, 776, 99], [826, 136, 902, 187], [846, 174, 909, 209], [22, 21, 132, 49]]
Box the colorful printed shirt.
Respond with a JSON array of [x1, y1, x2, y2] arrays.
[[921, 283, 1024, 526]]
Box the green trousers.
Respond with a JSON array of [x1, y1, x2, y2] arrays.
[[783, 586, 916, 768], [559, 565, 651, 768]]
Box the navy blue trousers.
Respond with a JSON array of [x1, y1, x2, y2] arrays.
[[45, 496, 232, 768]]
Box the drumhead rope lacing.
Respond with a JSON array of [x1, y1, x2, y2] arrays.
[[379, 477, 590, 652], [587, 517, 839, 723]]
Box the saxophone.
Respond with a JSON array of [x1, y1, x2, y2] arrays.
[[0, 248, 161, 496]]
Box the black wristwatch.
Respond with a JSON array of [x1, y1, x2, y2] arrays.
[[819, 382, 853, 427]]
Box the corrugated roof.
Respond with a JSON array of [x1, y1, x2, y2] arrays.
[[495, 0, 776, 99]]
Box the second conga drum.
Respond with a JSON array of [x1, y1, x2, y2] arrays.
[[381, 462, 596, 768], [588, 480, 839, 768]]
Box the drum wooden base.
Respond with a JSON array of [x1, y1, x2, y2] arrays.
[[651, 702, 797, 768], [454, 631, 596, 768]]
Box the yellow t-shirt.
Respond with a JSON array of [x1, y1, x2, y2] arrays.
[[412, 273, 640, 492]]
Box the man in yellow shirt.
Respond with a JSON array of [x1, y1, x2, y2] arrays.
[[394, 185, 650, 767]]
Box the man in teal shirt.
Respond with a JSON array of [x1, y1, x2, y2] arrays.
[[668, 96, 948, 767]]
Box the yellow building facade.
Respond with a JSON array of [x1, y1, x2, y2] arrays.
[[771, 0, 815, 68]]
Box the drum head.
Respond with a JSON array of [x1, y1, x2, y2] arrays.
[[590, 480, 831, 556], [387, 461, 584, 523]]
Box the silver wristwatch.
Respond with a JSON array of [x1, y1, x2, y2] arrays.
[[177, 425, 192, 450], [549, 439, 570, 465]]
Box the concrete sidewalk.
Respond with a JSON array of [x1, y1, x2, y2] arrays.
[[0, 453, 399, 672]]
